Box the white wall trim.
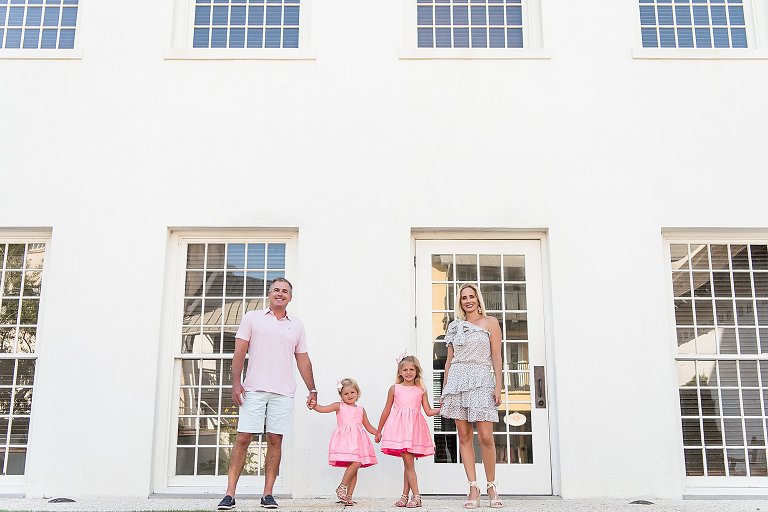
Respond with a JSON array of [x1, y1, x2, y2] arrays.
[[633, 48, 768, 60], [399, 48, 551, 60], [661, 228, 768, 240], [411, 228, 548, 240], [0, 50, 82, 60], [163, 49, 316, 61]]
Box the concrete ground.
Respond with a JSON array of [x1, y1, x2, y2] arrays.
[[0, 496, 764, 512]]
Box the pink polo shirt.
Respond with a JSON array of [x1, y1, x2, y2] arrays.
[[236, 308, 307, 397]]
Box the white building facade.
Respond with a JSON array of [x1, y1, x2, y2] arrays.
[[1, 0, 767, 500]]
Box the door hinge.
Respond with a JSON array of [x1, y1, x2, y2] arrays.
[[414, 316, 417, 328], [413, 256, 416, 268]]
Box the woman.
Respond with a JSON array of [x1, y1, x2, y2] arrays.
[[441, 283, 503, 509]]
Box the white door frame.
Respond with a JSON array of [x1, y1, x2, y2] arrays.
[[413, 236, 555, 495]]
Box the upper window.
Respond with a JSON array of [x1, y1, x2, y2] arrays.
[[639, 0, 748, 49], [0, 0, 78, 50], [192, 0, 300, 49], [416, 0, 524, 49]]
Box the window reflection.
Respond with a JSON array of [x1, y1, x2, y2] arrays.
[[175, 241, 286, 477], [671, 241, 768, 476]]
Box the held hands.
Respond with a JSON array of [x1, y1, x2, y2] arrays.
[[306, 391, 317, 409], [374, 431, 382, 443]]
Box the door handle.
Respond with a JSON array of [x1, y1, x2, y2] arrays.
[[533, 366, 546, 409]]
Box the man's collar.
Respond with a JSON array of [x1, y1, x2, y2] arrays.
[[265, 308, 291, 320]]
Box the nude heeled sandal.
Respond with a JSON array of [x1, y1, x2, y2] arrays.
[[487, 480, 503, 508], [406, 495, 422, 508], [394, 494, 409, 507], [464, 481, 481, 509]]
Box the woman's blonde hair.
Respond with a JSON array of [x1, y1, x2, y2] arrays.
[[395, 355, 426, 389], [337, 378, 361, 398], [454, 283, 487, 320]]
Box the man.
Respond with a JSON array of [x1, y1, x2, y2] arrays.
[[217, 278, 317, 510]]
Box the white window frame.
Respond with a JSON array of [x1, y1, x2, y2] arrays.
[[165, 0, 315, 60], [0, 0, 84, 60], [663, 230, 768, 496], [0, 230, 50, 495], [633, 0, 768, 60], [152, 229, 298, 495], [399, 0, 550, 60]]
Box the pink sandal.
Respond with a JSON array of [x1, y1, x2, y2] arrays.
[[394, 494, 408, 507], [336, 483, 353, 505]]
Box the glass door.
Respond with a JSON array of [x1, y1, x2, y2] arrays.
[[415, 240, 552, 495]]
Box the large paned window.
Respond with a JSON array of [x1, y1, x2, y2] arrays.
[[639, 0, 748, 49], [0, 0, 78, 50], [671, 243, 768, 478], [174, 240, 286, 478], [192, 0, 300, 49], [430, 253, 532, 465], [417, 0, 524, 49], [0, 242, 45, 476]]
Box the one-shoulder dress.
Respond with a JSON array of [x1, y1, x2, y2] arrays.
[[380, 384, 435, 458], [328, 402, 378, 467], [440, 319, 498, 423]]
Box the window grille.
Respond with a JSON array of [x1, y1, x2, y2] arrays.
[[639, 0, 747, 48], [192, 0, 300, 49], [0, 0, 78, 50], [416, 0, 524, 49], [174, 241, 287, 477], [670, 243, 768, 477], [0, 241, 46, 476]]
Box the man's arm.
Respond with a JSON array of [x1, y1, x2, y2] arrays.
[[231, 338, 249, 406], [295, 352, 317, 408]]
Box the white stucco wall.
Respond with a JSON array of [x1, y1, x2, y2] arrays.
[[1, 0, 767, 500]]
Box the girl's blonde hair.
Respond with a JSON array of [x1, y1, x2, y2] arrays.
[[454, 283, 488, 320], [337, 378, 361, 398], [395, 355, 426, 389]]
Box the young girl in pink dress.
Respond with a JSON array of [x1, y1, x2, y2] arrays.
[[312, 378, 378, 506], [375, 355, 441, 508]]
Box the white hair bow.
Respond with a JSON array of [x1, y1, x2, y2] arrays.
[[395, 348, 408, 364], [336, 379, 343, 391]]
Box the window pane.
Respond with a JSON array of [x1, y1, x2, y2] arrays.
[[417, 0, 526, 48], [670, 241, 767, 481], [192, 0, 299, 49], [638, 0, 746, 49]]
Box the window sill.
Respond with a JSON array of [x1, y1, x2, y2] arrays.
[[164, 48, 316, 61], [632, 48, 768, 60], [399, 48, 551, 60], [0, 49, 82, 60]]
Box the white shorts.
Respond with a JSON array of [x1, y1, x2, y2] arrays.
[[237, 391, 294, 435]]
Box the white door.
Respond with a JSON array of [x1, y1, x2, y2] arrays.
[[415, 240, 552, 495]]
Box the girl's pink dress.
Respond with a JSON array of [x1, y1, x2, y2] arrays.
[[380, 384, 435, 458], [328, 402, 378, 467]]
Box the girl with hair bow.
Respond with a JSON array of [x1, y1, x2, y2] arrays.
[[312, 378, 377, 505], [375, 352, 441, 508]]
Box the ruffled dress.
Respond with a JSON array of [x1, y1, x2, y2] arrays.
[[380, 384, 435, 458], [440, 319, 498, 423], [328, 402, 378, 467]]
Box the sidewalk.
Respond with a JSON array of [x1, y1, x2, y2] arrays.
[[0, 497, 763, 512]]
